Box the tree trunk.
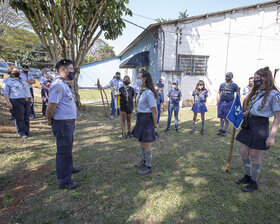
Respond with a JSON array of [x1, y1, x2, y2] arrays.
[[73, 68, 82, 110]]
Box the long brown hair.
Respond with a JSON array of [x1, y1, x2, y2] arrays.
[[195, 80, 207, 96], [244, 67, 279, 110], [141, 71, 158, 99]]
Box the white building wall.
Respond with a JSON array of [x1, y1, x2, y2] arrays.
[[160, 4, 280, 105]]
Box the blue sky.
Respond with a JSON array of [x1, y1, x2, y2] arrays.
[[101, 0, 272, 55]]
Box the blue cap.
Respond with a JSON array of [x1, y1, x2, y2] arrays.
[[225, 72, 233, 77]]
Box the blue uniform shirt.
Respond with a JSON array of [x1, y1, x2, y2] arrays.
[[39, 75, 48, 88], [219, 81, 238, 102], [109, 78, 123, 92], [1, 76, 31, 99], [192, 90, 208, 103], [249, 89, 280, 117], [137, 89, 156, 113], [20, 73, 34, 88], [157, 82, 164, 89], [48, 77, 77, 120], [168, 89, 182, 104]]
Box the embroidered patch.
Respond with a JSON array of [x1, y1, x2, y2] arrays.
[[276, 94, 280, 103], [257, 105, 262, 111], [55, 87, 62, 94]]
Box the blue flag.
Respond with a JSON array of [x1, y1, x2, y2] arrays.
[[226, 93, 243, 129]]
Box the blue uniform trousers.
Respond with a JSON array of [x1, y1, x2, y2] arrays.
[[167, 103, 179, 129], [10, 98, 30, 136], [41, 88, 47, 116], [157, 107, 161, 124], [52, 120, 75, 185], [29, 87, 35, 116], [110, 92, 119, 116]]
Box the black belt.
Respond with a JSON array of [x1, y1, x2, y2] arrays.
[[12, 98, 30, 101], [53, 119, 76, 122], [247, 115, 268, 119]]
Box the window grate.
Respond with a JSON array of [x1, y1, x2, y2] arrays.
[[178, 55, 209, 76]]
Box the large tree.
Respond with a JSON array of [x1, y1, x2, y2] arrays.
[[4, 0, 131, 109]]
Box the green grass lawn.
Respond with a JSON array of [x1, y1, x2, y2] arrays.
[[0, 95, 280, 223], [79, 89, 111, 101]]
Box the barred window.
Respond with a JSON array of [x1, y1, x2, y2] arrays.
[[178, 55, 209, 76]]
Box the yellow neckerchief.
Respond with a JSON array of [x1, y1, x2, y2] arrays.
[[136, 87, 147, 113]]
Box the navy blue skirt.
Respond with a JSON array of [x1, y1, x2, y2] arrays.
[[132, 113, 156, 142], [192, 102, 207, 113], [236, 116, 269, 150]]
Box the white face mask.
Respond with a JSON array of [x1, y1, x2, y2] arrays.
[[172, 85, 177, 89], [136, 79, 143, 87]]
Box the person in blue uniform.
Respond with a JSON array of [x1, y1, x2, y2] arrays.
[[217, 72, 238, 136], [190, 80, 208, 135], [155, 85, 163, 125], [21, 65, 36, 118], [103, 72, 123, 119], [133, 71, 158, 175], [117, 76, 135, 138], [46, 59, 81, 190], [165, 81, 182, 133], [235, 67, 280, 192], [1, 65, 33, 137], [156, 78, 165, 110], [39, 69, 50, 116]]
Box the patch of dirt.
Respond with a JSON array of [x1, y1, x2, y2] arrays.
[[0, 165, 50, 223]]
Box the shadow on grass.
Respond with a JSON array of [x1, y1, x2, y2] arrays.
[[1, 101, 280, 223]]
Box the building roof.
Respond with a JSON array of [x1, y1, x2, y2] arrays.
[[118, 0, 280, 56]]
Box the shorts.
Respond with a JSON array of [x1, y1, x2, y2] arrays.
[[217, 101, 233, 118]]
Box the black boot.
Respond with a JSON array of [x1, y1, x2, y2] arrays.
[[242, 180, 258, 192], [235, 174, 251, 185]]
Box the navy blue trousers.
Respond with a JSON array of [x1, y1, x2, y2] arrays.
[[52, 120, 75, 185], [110, 92, 119, 116], [10, 99, 30, 136], [41, 88, 47, 116], [29, 87, 35, 116]]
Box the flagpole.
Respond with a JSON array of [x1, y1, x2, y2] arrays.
[[225, 88, 241, 172]]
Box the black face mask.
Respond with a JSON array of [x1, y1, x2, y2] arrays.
[[225, 77, 232, 82], [116, 76, 120, 80], [23, 70, 28, 74], [124, 80, 130, 85], [12, 72, 20, 77], [254, 79, 263, 88]]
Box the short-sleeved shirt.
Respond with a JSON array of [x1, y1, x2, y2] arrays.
[[168, 89, 182, 104], [157, 82, 164, 89], [119, 86, 135, 112], [137, 89, 156, 113], [192, 89, 208, 103], [20, 73, 34, 88], [1, 76, 31, 99], [109, 78, 123, 93], [39, 75, 48, 88], [243, 86, 252, 98], [249, 89, 280, 117], [48, 77, 77, 120], [219, 81, 238, 102], [134, 86, 140, 95]]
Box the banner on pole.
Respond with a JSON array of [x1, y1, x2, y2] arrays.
[[226, 93, 243, 129]]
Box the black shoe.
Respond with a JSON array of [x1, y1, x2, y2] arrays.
[[164, 128, 169, 132], [201, 129, 205, 135], [220, 130, 228, 136], [127, 132, 132, 138], [8, 116, 14, 121], [72, 167, 81, 174], [175, 129, 179, 133], [217, 129, 223, 135], [138, 166, 152, 175], [235, 174, 251, 185], [242, 180, 258, 192], [134, 159, 146, 167], [59, 181, 80, 189]]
